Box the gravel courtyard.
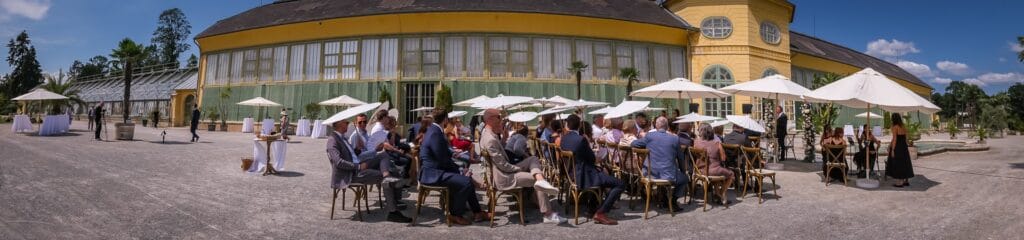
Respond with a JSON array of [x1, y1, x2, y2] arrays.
[[1, 122, 1022, 239]]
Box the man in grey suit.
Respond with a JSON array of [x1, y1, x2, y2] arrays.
[[479, 109, 566, 224], [631, 117, 689, 209], [723, 125, 751, 147], [327, 117, 411, 223]]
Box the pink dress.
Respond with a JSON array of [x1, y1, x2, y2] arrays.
[[695, 139, 735, 179]]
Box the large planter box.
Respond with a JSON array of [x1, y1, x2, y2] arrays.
[[909, 146, 919, 160], [114, 123, 135, 140], [207, 123, 217, 131]]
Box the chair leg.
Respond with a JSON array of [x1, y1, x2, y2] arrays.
[[667, 185, 675, 217], [741, 176, 749, 199], [771, 176, 779, 201], [330, 189, 339, 220], [443, 190, 451, 227], [643, 184, 651, 220], [411, 189, 425, 226], [341, 189, 347, 210], [488, 190, 497, 228], [363, 187, 371, 213], [825, 167, 831, 186], [757, 177, 764, 204], [517, 190, 526, 226], [573, 192, 581, 225], [702, 183, 709, 212], [354, 187, 363, 221], [377, 184, 384, 209]]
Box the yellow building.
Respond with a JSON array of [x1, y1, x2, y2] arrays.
[[189, 0, 932, 127]]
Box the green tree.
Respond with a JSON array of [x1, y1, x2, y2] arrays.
[[1008, 83, 1024, 120], [568, 61, 588, 100], [69, 55, 111, 79], [2, 31, 43, 103], [110, 38, 151, 123], [378, 85, 392, 109], [152, 8, 192, 68], [39, 72, 86, 115], [619, 67, 639, 100], [434, 81, 453, 112], [186, 54, 198, 68], [142, 44, 162, 68], [810, 72, 843, 132], [1017, 36, 1023, 62], [944, 81, 986, 127]]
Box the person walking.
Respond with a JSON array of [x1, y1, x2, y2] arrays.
[[279, 109, 291, 141], [887, 113, 914, 187], [93, 102, 104, 140], [190, 104, 201, 142], [87, 105, 94, 131], [775, 106, 788, 161]]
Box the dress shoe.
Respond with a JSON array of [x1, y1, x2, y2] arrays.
[[592, 212, 618, 225], [448, 215, 471, 225], [473, 211, 493, 222], [386, 211, 412, 223]]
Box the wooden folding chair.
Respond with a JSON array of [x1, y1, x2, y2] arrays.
[[633, 148, 676, 219], [409, 154, 452, 227], [689, 147, 727, 212], [822, 144, 849, 186], [480, 149, 527, 227], [560, 150, 605, 225], [740, 146, 777, 204]]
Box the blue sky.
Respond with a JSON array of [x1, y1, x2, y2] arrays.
[[1, 0, 1022, 94]]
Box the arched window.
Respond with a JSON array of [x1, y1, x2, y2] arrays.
[[702, 65, 734, 117], [701, 17, 732, 39], [762, 68, 779, 78], [760, 21, 781, 44]]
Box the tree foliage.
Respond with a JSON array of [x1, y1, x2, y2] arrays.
[[619, 67, 639, 101], [809, 72, 843, 132], [186, 54, 198, 68], [2, 31, 43, 104], [69, 55, 111, 79], [40, 72, 86, 115], [1008, 83, 1024, 120], [110, 38, 151, 123], [1018, 36, 1024, 63], [152, 8, 191, 68], [569, 61, 588, 100], [434, 81, 453, 112]]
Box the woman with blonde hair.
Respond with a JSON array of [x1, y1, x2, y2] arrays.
[[619, 119, 638, 147]]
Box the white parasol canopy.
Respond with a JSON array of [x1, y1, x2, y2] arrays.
[[674, 112, 721, 123], [12, 89, 68, 101], [555, 113, 572, 120], [538, 99, 609, 115], [410, 106, 434, 112], [803, 68, 940, 113], [318, 95, 366, 107], [725, 115, 766, 133], [546, 95, 576, 105], [711, 120, 731, 128], [237, 97, 281, 107], [323, 102, 383, 126], [471, 95, 534, 109], [448, 111, 467, 118], [588, 106, 614, 115], [630, 77, 730, 99], [538, 106, 577, 116], [643, 107, 666, 112], [718, 74, 812, 101], [605, 101, 650, 119], [855, 111, 884, 119], [507, 103, 543, 111], [508, 111, 538, 122], [454, 95, 492, 107]]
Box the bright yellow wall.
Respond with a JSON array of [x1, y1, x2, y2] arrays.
[[791, 53, 933, 95], [196, 12, 690, 53]]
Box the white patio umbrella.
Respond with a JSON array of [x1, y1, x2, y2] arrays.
[[454, 95, 492, 107], [13, 89, 69, 129], [803, 68, 942, 188], [238, 97, 282, 120], [508, 111, 538, 123], [555, 113, 572, 120], [643, 107, 666, 112], [673, 113, 721, 123], [855, 112, 884, 119], [711, 120, 731, 128], [630, 78, 730, 111], [725, 115, 766, 133], [318, 95, 366, 107], [588, 106, 614, 115], [410, 106, 434, 112], [529, 96, 569, 107], [538, 99, 609, 115], [323, 102, 383, 126], [507, 103, 543, 111], [546, 95, 577, 105], [471, 95, 534, 109], [605, 101, 650, 119], [448, 111, 468, 118]]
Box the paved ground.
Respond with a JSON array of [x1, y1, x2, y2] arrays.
[[1, 122, 1022, 239]]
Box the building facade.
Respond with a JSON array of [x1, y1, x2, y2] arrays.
[[194, 0, 933, 127]]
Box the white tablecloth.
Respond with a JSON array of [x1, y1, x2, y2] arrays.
[[310, 120, 328, 139], [39, 115, 69, 136], [296, 119, 311, 136], [11, 115, 32, 133], [250, 139, 287, 173], [242, 118, 254, 133], [261, 119, 274, 135]]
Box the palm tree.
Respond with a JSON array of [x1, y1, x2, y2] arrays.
[[568, 61, 589, 99], [1018, 36, 1024, 63], [618, 67, 640, 100], [109, 38, 149, 123], [40, 72, 86, 115]]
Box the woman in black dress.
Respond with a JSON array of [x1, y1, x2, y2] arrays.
[[887, 113, 914, 187]]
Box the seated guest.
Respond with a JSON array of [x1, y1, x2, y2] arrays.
[[694, 124, 735, 205], [820, 126, 832, 146], [677, 122, 695, 147], [327, 117, 411, 222], [630, 117, 690, 208], [419, 110, 488, 225], [560, 114, 624, 225], [358, 116, 402, 183], [713, 124, 725, 142], [822, 127, 847, 182], [591, 114, 606, 141], [634, 113, 650, 137], [549, 119, 564, 145], [605, 118, 624, 144], [854, 124, 880, 177], [619, 119, 638, 147], [480, 109, 567, 224], [540, 114, 556, 143], [446, 120, 476, 163], [505, 122, 531, 160], [348, 113, 370, 153], [723, 125, 751, 147]]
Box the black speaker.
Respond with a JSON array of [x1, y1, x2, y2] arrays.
[[742, 104, 753, 114], [689, 103, 699, 113]]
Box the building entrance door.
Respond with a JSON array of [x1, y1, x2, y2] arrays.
[[403, 83, 435, 124]]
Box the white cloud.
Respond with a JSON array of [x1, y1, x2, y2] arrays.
[[895, 60, 934, 78], [960, 72, 1024, 87], [1000, 57, 1008, 63], [0, 0, 50, 21], [963, 78, 987, 87], [936, 61, 971, 76], [930, 77, 953, 84], [1010, 41, 1024, 52], [866, 39, 920, 58]]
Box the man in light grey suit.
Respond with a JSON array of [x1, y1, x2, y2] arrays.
[[630, 116, 689, 209], [479, 109, 566, 224], [327, 118, 411, 223]]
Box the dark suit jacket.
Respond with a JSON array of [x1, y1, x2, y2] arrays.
[[93, 106, 103, 123], [776, 113, 788, 138], [327, 131, 359, 189], [190, 109, 201, 126], [559, 131, 602, 189], [418, 124, 459, 185], [406, 124, 420, 143], [723, 131, 750, 147]]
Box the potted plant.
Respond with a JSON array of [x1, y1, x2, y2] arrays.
[[219, 115, 229, 131], [976, 127, 988, 144], [947, 121, 960, 139], [906, 119, 921, 160], [141, 115, 149, 127], [207, 109, 219, 131]]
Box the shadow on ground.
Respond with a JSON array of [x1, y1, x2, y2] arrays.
[[1010, 162, 1024, 169], [275, 171, 305, 177]]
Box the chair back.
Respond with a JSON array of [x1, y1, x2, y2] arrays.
[[689, 147, 709, 177], [559, 150, 579, 188], [822, 144, 846, 164], [480, 149, 498, 191], [604, 141, 619, 164], [617, 145, 634, 176], [748, 136, 761, 146], [528, 135, 542, 158], [740, 146, 764, 174], [679, 145, 692, 175], [632, 148, 651, 180], [721, 143, 740, 167], [410, 148, 420, 185]]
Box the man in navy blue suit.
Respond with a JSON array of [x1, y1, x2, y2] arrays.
[[559, 114, 623, 225], [631, 117, 689, 209], [418, 110, 486, 225]]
